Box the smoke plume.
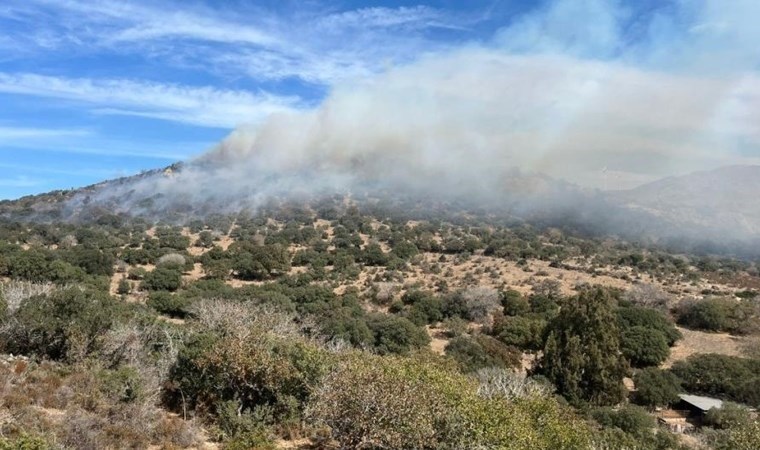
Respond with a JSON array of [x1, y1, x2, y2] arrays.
[[67, 0, 760, 248]]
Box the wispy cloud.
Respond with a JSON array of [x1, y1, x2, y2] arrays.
[[0, 126, 91, 140], [0, 73, 301, 128], [0, 175, 41, 188], [1, 0, 469, 86]]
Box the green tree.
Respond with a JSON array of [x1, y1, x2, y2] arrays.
[[540, 288, 627, 406], [632, 368, 682, 408], [620, 326, 670, 367]]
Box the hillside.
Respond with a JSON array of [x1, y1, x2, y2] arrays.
[[611, 166, 760, 239]]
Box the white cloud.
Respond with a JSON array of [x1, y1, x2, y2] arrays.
[[0, 73, 302, 128]]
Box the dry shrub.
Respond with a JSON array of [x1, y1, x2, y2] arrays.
[[475, 368, 552, 401], [461, 286, 500, 325], [157, 253, 186, 268], [0, 281, 55, 314], [370, 282, 401, 305], [624, 283, 674, 311]]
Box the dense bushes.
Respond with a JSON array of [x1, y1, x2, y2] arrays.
[[444, 335, 520, 372], [620, 326, 670, 367], [617, 306, 682, 346], [670, 354, 760, 407], [2, 287, 123, 361], [632, 368, 682, 408], [676, 297, 758, 334], [142, 267, 183, 292], [366, 313, 430, 355], [168, 302, 333, 438], [307, 354, 594, 449]]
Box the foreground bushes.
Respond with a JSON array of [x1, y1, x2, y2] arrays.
[[2, 287, 124, 361], [307, 354, 593, 449]]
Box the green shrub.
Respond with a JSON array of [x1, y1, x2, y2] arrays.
[[142, 267, 183, 291], [632, 368, 682, 408], [445, 335, 520, 373], [366, 313, 430, 355], [5, 287, 122, 361], [492, 315, 545, 351], [617, 306, 682, 346], [621, 326, 670, 367], [591, 405, 655, 439], [670, 354, 760, 407]]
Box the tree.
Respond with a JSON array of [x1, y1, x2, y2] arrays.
[[617, 306, 681, 346], [366, 313, 430, 355], [620, 326, 670, 367], [142, 267, 183, 292], [631, 368, 681, 408], [540, 288, 627, 406], [117, 277, 131, 295], [232, 244, 290, 280]]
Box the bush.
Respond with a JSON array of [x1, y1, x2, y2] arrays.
[[620, 326, 670, 367], [540, 288, 627, 406], [501, 289, 529, 316], [142, 267, 183, 292], [232, 244, 291, 280], [169, 303, 333, 426], [632, 368, 682, 408], [366, 313, 430, 355], [147, 292, 192, 317], [492, 315, 546, 351], [677, 297, 757, 334], [704, 402, 753, 430], [4, 287, 122, 361], [670, 354, 760, 407], [306, 354, 594, 449], [445, 335, 521, 373], [591, 405, 655, 439], [617, 306, 682, 346]]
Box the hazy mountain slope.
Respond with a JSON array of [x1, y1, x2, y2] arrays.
[[610, 166, 760, 239]]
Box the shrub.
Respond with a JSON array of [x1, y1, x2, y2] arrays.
[[540, 288, 627, 406], [704, 402, 753, 430], [492, 315, 545, 351], [670, 354, 760, 407], [4, 287, 122, 361], [156, 252, 186, 268], [366, 313, 430, 355], [306, 354, 593, 449], [147, 292, 192, 317], [676, 297, 758, 334], [632, 368, 682, 408], [501, 289, 529, 316], [620, 326, 670, 367], [445, 335, 520, 373], [591, 405, 655, 439], [169, 303, 333, 427], [617, 306, 682, 346], [142, 267, 183, 292]]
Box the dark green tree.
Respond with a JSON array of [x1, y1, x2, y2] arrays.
[[631, 368, 682, 408], [620, 326, 670, 367], [540, 288, 627, 406]]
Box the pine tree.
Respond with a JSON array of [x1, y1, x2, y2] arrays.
[[540, 288, 627, 406]]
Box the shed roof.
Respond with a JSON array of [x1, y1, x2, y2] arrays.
[[678, 394, 723, 412]]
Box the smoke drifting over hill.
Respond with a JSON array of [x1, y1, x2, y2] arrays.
[[60, 0, 760, 248]]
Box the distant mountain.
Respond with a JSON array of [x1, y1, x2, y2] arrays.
[[609, 165, 760, 240], [2, 162, 759, 257]]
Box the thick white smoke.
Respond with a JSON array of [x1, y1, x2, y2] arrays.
[[65, 0, 760, 248]]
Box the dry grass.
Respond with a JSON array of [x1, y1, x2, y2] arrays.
[[662, 327, 745, 368]]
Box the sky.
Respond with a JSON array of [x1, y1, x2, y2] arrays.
[[0, 0, 759, 200]]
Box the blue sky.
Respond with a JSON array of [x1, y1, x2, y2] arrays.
[[0, 0, 758, 198]]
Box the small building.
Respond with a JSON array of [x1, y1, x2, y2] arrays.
[[676, 394, 723, 417]]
